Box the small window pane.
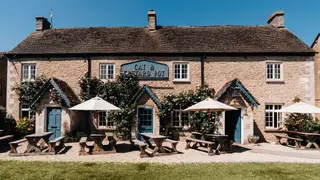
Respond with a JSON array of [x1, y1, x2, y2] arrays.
[[108, 65, 114, 79], [99, 112, 106, 126]]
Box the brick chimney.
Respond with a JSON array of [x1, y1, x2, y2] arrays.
[[267, 11, 285, 28], [36, 16, 51, 31], [148, 10, 157, 31]]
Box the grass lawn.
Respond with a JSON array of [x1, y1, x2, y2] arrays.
[[0, 161, 320, 180]]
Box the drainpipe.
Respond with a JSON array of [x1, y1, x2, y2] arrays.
[[200, 54, 206, 87], [87, 56, 92, 78]]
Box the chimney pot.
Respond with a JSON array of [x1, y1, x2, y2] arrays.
[[267, 11, 285, 28], [148, 9, 157, 31], [36, 16, 51, 31]]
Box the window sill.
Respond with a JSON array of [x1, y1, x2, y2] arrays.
[[264, 128, 285, 133], [266, 80, 284, 83], [97, 127, 116, 131], [101, 79, 115, 83], [173, 79, 191, 83]]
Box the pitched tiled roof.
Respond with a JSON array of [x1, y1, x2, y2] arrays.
[[31, 78, 80, 107], [8, 26, 313, 55], [215, 78, 259, 107]]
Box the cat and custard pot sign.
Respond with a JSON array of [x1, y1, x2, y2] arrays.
[[120, 60, 169, 80]]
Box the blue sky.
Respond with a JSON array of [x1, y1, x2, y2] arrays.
[[0, 0, 319, 51]]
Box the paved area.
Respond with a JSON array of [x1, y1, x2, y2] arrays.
[[1, 141, 320, 163]]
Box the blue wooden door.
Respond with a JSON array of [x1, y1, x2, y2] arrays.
[[234, 114, 241, 143], [47, 107, 61, 140], [138, 107, 153, 140]]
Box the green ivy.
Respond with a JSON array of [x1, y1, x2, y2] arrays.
[[285, 96, 320, 132], [12, 75, 48, 103], [159, 84, 217, 135], [79, 72, 140, 139]]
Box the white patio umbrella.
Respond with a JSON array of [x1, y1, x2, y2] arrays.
[[277, 102, 320, 114], [184, 98, 237, 112], [184, 98, 237, 130], [69, 97, 120, 111]]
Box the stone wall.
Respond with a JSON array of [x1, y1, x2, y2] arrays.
[[7, 58, 87, 119], [6, 55, 314, 142], [313, 41, 320, 113], [204, 56, 315, 141]]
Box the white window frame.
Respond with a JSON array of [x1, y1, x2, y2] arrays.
[[265, 104, 283, 129], [97, 111, 116, 129], [173, 62, 190, 82], [21, 64, 36, 82], [99, 64, 115, 80], [266, 62, 283, 82], [20, 103, 35, 120], [171, 109, 191, 128]]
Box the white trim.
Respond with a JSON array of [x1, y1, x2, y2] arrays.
[[264, 103, 284, 129], [21, 63, 36, 82], [266, 62, 283, 82], [173, 62, 190, 81], [96, 111, 116, 130], [99, 63, 115, 80]]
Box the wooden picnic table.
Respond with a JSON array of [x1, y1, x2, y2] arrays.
[[205, 134, 229, 154], [286, 131, 320, 149], [140, 133, 167, 155], [90, 134, 106, 152], [24, 132, 53, 153]]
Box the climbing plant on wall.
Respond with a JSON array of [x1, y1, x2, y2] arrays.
[[159, 84, 218, 135], [12, 75, 48, 105], [79, 72, 140, 139]]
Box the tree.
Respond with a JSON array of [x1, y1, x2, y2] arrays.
[[159, 84, 217, 135], [79, 72, 140, 139], [284, 96, 320, 132]]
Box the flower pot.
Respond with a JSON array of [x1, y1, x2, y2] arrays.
[[248, 135, 259, 144]]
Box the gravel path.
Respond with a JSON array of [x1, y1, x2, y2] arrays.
[[1, 141, 320, 164]]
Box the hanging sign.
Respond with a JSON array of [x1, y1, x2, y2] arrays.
[[120, 60, 169, 80]]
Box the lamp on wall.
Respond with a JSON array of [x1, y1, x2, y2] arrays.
[[231, 85, 241, 97]]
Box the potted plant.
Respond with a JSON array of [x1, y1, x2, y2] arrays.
[[248, 134, 259, 144]]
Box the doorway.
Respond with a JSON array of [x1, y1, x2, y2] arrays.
[[137, 107, 153, 140], [225, 109, 241, 143], [47, 107, 62, 140]]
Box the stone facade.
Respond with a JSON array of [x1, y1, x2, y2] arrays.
[[312, 37, 320, 111], [6, 55, 315, 144], [0, 55, 6, 107]]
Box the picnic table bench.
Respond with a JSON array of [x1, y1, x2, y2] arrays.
[[9, 139, 27, 154], [138, 133, 180, 157], [79, 133, 117, 155], [0, 135, 13, 142], [130, 139, 150, 157], [185, 137, 215, 155], [274, 135, 303, 149], [48, 136, 65, 154]]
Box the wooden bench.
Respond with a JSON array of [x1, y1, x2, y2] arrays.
[[48, 136, 65, 154], [130, 139, 151, 157], [274, 135, 303, 149], [9, 139, 27, 154], [0, 135, 13, 142], [79, 137, 88, 154], [186, 137, 215, 156], [165, 138, 178, 152]]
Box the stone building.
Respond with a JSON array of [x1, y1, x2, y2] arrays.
[[6, 10, 315, 143], [311, 34, 320, 112], [0, 52, 7, 108]]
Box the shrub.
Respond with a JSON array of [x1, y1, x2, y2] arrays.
[[159, 84, 216, 135], [15, 118, 31, 138], [12, 75, 48, 104], [79, 72, 140, 140]]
